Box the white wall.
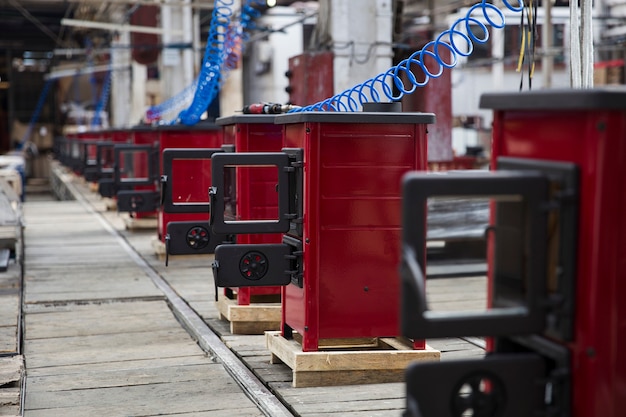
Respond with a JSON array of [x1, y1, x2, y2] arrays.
[[447, 7, 572, 128], [243, 6, 309, 105]]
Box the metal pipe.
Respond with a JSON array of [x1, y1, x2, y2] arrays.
[[62, 0, 215, 10], [44, 64, 131, 81], [61, 18, 185, 35]]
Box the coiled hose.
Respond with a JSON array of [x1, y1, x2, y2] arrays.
[[92, 68, 112, 128], [146, 0, 263, 124], [223, 0, 263, 72], [177, 0, 234, 125], [289, 0, 524, 113]]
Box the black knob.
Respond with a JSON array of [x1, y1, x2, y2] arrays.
[[239, 251, 268, 280]]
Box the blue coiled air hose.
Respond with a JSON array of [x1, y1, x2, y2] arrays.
[[289, 0, 524, 113]]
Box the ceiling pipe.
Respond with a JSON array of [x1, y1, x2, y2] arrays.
[[63, 0, 216, 10], [61, 18, 184, 35]]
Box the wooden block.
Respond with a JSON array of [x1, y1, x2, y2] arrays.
[[123, 215, 157, 231], [217, 294, 281, 335], [265, 331, 440, 388], [103, 198, 117, 211], [152, 237, 166, 259], [0, 356, 23, 385], [151, 237, 215, 263], [0, 386, 20, 407]]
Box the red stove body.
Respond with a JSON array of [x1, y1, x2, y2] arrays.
[[101, 128, 131, 177], [400, 89, 626, 417], [157, 122, 223, 245], [74, 130, 103, 175], [217, 115, 284, 305], [484, 89, 626, 417], [278, 112, 432, 351], [92, 129, 134, 199], [127, 126, 160, 218]]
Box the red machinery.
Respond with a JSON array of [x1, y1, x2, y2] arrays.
[[70, 130, 103, 175], [158, 121, 230, 261], [114, 125, 161, 216], [400, 88, 626, 417], [96, 128, 132, 198], [215, 114, 284, 305], [211, 108, 435, 351]]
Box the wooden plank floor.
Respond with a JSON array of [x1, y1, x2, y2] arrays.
[[17, 163, 486, 417], [21, 197, 266, 417]]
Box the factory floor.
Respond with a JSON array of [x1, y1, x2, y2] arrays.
[[0, 163, 485, 416]]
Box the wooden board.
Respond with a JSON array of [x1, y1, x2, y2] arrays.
[[266, 331, 440, 388], [0, 356, 23, 385], [0, 262, 21, 355], [122, 214, 157, 231], [217, 294, 281, 334], [30, 165, 490, 417], [102, 197, 117, 211], [0, 351, 23, 416], [21, 274, 267, 417], [150, 236, 215, 262]]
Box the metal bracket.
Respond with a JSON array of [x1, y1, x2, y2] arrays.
[[116, 190, 160, 213], [98, 178, 131, 199], [210, 152, 292, 235], [161, 148, 223, 213], [165, 221, 230, 257], [283, 234, 303, 287], [212, 243, 293, 287], [497, 157, 579, 342], [283, 148, 304, 237], [113, 143, 159, 188], [404, 353, 547, 417], [401, 170, 550, 339]]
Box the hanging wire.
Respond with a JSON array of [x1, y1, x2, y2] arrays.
[[517, 0, 537, 90], [289, 0, 524, 113]]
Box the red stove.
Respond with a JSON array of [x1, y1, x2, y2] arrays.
[[96, 128, 132, 198], [111, 125, 160, 215], [157, 121, 229, 261], [210, 108, 435, 352], [215, 114, 284, 305], [400, 88, 626, 417], [72, 130, 102, 175]]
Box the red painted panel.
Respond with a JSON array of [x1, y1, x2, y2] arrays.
[[218, 116, 284, 304], [286, 52, 334, 107], [130, 6, 160, 65], [280, 115, 430, 351], [156, 123, 223, 241], [490, 105, 626, 417]]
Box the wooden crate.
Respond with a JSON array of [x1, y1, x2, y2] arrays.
[[266, 331, 440, 388], [217, 293, 281, 335]]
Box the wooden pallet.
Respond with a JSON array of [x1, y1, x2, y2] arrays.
[[0, 356, 23, 416], [103, 197, 117, 211], [217, 293, 281, 335], [123, 214, 157, 231], [266, 331, 440, 388], [150, 237, 215, 263]]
